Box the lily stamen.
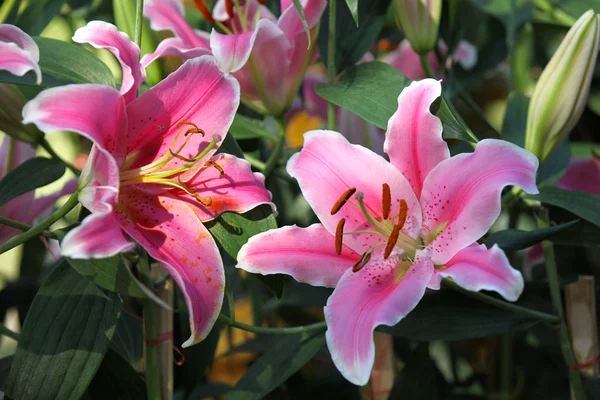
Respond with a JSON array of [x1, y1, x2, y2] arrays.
[[352, 250, 372, 272], [382, 183, 391, 220], [330, 187, 357, 215], [335, 218, 345, 255], [207, 160, 224, 176]]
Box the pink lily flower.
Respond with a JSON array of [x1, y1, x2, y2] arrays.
[[0, 24, 41, 84], [557, 152, 600, 196], [143, 0, 327, 116], [383, 39, 477, 80], [0, 136, 77, 244], [236, 79, 538, 384], [22, 21, 273, 346]]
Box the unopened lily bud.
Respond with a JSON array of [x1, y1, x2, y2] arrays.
[[393, 0, 441, 54], [525, 10, 600, 162], [0, 84, 43, 143]]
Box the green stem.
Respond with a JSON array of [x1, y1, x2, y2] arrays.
[[327, 0, 336, 131], [262, 117, 286, 177], [0, 191, 79, 255], [533, 0, 576, 26], [442, 279, 560, 324], [39, 138, 80, 176], [0, 217, 57, 239], [139, 253, 162, 400], [0, 323, 20, 341], [419, 53, 436, 78], [537, 209, 587, 399], [244, 154, 266, 171], [134, 0, 144, 50], [218, 314, 327, 335]]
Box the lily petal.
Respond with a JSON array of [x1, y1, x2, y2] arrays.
[[383, 39, 439, 81], [428, 243, 524, 302], [557, 158, 600, 196], [210, 29, 255, 74], [125, 56, 240, 171], [324, 251, 434, 385], [177, 153, 274, 221], [237, 224, 360, 288], [421, 139, 539, 265], [0, 42, 41, 84], [73, 21, 145, 103], [277, 0, 326, 40], [0, 24, 41, 84], [384, 79, 448, 197], [140, 37, 211, 69], [287, 130, 422, 255], [22, 84, 127, 166], [61, 212, 135, 258], [144, 0, 210, 48], [116, 188, 225, 346]]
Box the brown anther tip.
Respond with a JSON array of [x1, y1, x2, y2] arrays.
[[193, 0, 216, 23], [193, 194, 213, 206], [335, 218, 345, 255], [397, 199, 408, 228], [331, 187, 357, 215], [384, 223, 402, 259], [225, 0, 235, 18], [207, 160, 225, 176], [382, 183, 391, 220], [257, 0, 266, 4], [352, 252, 371, 273]]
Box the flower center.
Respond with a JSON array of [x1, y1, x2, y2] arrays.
[[332, 184, 423, 272], [119, 121, 224, 206]]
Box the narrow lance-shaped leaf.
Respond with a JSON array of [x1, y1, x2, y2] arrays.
[[5, 263, 122, 400], [0, 157, 64, 207]]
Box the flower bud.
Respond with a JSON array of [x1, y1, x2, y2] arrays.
[[525, 10, 600, 162], [393, 0, 441, 54], [0, 84, 43, 143]]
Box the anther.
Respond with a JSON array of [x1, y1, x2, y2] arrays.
[[257, 0, 266, 4], [193, 0, 215, 23], [331, 187, 356, 215], [207, 160, 224, 176], [192, 193, 213, 206], [384, 223, 402, 259], [225, 0, 235, 18], [382, 183, 391, 220], [397, 199, 408, 229], [169, 149, 196, 163], [352, 251, 371, 272], [335, 218, 345, 255]]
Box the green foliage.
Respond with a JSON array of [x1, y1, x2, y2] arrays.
[[0, 37, 116, 88], [5, 263, 122, 400], [529, 187, 600, 228], [315, 62, 474, 142], [0, 157, 64, 207], [14, 0, 68, 36]]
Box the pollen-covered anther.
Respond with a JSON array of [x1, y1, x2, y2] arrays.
[[384, 199, 408, 259], [193, 0, 215, 23], [192, 192, 212, 206], [206, 160, 224, 176], [331, 187, 357, 215], [335, 218, 345, 255], [176, 121, 205, 137], [397, 199, 408, 228], [225, 0, 235, 18], [382, 183, 391, 220], [352, 251, 371, 273]]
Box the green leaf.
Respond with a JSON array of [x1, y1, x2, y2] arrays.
[[66, 255, 169, 308], [112, 0, 162, 85], [550, 219, 600, 247], [206, 205, 277, 259], [0, 37, 116, 88], [469, 0, 534, 28], [528, 186, 600, 228], [318, 0, 391, 73], [206, 205, 284, 297], [291, 0, 312, 48], [0, 157, 64, 208], [344, 0, 359, 25], [486, 219, 580, 250], [225, 332, 326, 400], [315, 62, 473, 142], [381, 290, 541, 340], [229, 114, 273, 141], [87, 349, 145, 400], [5, 263, 122, 400], [389, 343, 440, 400], [15, 0, 67, 36]]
